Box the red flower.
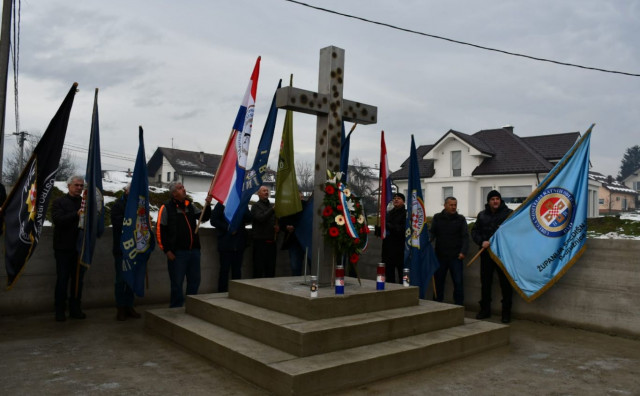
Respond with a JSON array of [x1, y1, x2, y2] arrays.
[[356, 203, 360, 208], [325, 185, 335, 195], [323, 206, 333, 217], [354, 238, 360, 244], [351, 216, 356, 224], [350, 253, 359, 263], [337, 204, 343, 211], [329, 227, 339, 237]]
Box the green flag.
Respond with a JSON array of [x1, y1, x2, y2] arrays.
[[275, 109, 302, 217]]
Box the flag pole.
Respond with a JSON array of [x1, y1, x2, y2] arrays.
[[466, 247, 485, 267]]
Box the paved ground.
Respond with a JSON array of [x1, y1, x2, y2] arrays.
[[1, 306, 639, 396]]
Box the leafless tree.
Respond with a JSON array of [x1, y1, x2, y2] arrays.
[[3, 132, 76, 186], [295, 159, 314, 195]]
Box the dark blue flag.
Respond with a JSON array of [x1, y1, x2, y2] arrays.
[[339, 121, 354, 183], [78, 88, 105, 267], [294, 196, 313, 256], [120, 127, 155, 296], [404, 135, 439, 299], [228, 80, 282, 232]]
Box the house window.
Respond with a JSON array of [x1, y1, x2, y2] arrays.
[[616, 196, 620, 201], [598, 198, 604, 205], [157, 174, 161, 183], [173, 172, 179, 181], [451, 151, 461, 177], [499, 185, 532, 204], [167, 172, 171, 182], [442, 186, 453, 203], [634, 181, 640, 191]]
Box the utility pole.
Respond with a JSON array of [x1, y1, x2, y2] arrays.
[[0, 0, 14, 180], [12, 129, 26, 169]]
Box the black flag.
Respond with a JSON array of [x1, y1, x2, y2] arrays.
[[3, 82, 78, 288]]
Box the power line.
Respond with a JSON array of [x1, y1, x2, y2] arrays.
[[283, 0, 640, 77]]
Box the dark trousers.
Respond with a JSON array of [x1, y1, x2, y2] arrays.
[[167, 249, 201, 308], [252, 239, 276, 278], [288, 242, 311, 276], [479, 251, 513, 313], [113, 256, 134, 307], [385, 260, 403, 284], [218, 250, 244, 293], [55, 249, 86, 313], [433, 257, 464, 305]]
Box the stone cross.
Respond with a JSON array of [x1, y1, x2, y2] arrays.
[[276, 45, 377, 285]]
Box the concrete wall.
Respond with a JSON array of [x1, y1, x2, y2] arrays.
[[1, 230, 638, 337]]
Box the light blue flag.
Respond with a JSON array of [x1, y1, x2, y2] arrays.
[[121, 127, 156, 297], [490, 124, 594, 302], [404, 135, 439, 299]]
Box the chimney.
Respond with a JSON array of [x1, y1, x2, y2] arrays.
[[502, 125, 514, 133], [199, 151, 205, 162]]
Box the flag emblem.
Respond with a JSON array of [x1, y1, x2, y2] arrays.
[[408, 190, 425, 248], [530, 187, 575, 237], [134, 196, 152, 253]]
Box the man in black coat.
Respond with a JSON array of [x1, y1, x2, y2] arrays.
[[430, 196, 468, 306], [381, 193, 407, 283], [211, 202, 250, 293], [52, 175, 85, 321], [471, 190, 514, 323]]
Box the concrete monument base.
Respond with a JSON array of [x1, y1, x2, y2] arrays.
[[145, 277, 509, 395]]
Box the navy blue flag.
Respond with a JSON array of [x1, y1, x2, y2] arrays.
[[3, 83, 77, 288], [77, 88, 105, 267], [491, 125, 593, 301], [339, 122, 356, 183], [404, 135, 439, 299], [120, 127, 155, 297], [294, 196, 313, 257], [228, 80, 282, 233]]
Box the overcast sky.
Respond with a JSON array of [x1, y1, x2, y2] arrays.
[[2, 0, 639, 181]]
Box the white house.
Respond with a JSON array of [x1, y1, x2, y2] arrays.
[[147, 147, 220, 192], [622, 167, 640, 207], [392, 126, 600, 218]]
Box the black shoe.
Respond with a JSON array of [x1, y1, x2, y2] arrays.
[[117, 307, 127, 321], [55, 311, 66, 322], [476, 310, 491, 320], [126, 307, 141, 319], [501, 312, 511, 324], [70, 310, 86, 319]]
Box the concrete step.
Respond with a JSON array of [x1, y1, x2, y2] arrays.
[[146, 307, 508, 396], [186, 293, 465, 356], [228, 277, 419, 320]]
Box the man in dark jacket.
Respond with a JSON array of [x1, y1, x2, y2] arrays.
[[52, 175, 85, 321], [381, 193, 407, 283], [111, 184, 141, 321], [278, 193, 310, 276], [430, 196, 468, 306], [211, 202, 250, 292], [156, 182, 211, 307], [471, 190, 514, 323], [251, 186, 278, 278]]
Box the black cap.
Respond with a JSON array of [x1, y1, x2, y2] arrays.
[[393, 192, 405, 202], [487, 190, 501, 202]]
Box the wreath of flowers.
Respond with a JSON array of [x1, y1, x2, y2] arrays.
[[321, 170, 370, 264]]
